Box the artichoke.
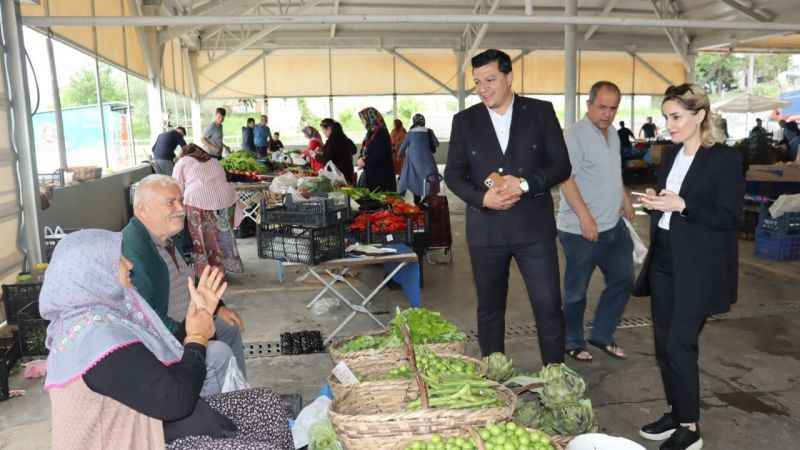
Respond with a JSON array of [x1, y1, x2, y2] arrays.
[[537, 363, 586, 408], [483, 352, 515, 383], [547, 398, 599, 436], [512, 397, 546, 429]]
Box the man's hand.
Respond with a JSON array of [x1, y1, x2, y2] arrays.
[[501, 175, 524, 196], [483, 186, 520, 210], [356, 158, 365, 169], [217, 305, 244, 331], [579, 213, 599, 241], [187, 265, 227, 315], [622, 192, 636, 221]]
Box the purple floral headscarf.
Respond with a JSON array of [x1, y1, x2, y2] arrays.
[[40, 229, 183, 390]]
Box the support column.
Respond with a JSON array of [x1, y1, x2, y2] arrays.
[[90, 0, 109, 168], [564, 0, 578, 126], [45, 30, 67, 171], [456, 50, 466, 112], [686, 53, 696, 83], [1, 0, 42, 263], [191, 98, 203, 144], [148, 80, 164, 142], [135, 12, 165, 144]]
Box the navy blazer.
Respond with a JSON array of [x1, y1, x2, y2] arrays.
[[633, 143, 745, 318], [444, 95, 571, 246]]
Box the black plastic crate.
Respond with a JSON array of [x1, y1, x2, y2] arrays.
[[1, 281, 43, 325], [351, 217, 414, 245], [257, 223, 345, 265], [262, 195, 350, 228], [235, 218, 257, 239], [17, 303, 49, 357], [1, 333, 19, 401], [738, 204, 763, 241], [279, 330, 324, 355], [279, 392, 303, 420], [43, 227, 79, 263]]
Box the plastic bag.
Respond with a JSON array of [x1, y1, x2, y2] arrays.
[[310, 297, 341, 316], [270, 172, 299, 194], [624, 218, 648, 265], [221, 357, 250, 393], [769, 193, 800, 218], [567, 433, 645, 450], [292, 395, 332, 449], [319, 161, 347, 187]]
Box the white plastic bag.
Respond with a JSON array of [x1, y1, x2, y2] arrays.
[[292, 395, 332, 449], [567, 434, 645, 450], [270, 172, 299, 194], [221, 357, 250, 393], [623, 218, 648, 265], [319, 161, 347, 186], [769, 193, 800, 218]]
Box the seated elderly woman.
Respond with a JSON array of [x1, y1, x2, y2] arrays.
[[42, 230, 292, 450]]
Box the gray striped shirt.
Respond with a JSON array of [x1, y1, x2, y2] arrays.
[[155, 242, 192, 323]]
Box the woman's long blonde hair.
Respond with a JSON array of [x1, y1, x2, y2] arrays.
[[662, 83, 725, 147]]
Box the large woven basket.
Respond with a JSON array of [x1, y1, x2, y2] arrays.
[[329, 381, 516, 450], [328, 331, 466, 365], [328, 354, 486, 400]]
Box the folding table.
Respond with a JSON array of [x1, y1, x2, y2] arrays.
[[282, 252, 419, 344]]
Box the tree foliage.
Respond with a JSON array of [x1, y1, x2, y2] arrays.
[[61, 66, 126, 107]]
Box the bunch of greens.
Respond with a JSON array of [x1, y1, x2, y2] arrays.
[[222, 151, 264, 173], [389, 308, 466, 345], [297, 176, 335, 193], [507, 363, 598, 436], [483, 352, 515, 383], [336, 334, 400, 353], [308, 420, 342, 450]]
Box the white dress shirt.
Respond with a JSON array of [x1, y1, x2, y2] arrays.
[[658, 146, 695, 230], [488, 96, 514, 154]]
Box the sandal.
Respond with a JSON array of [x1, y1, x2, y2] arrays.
[[588, 340, 626, 359], [566, 348, 593, 362]]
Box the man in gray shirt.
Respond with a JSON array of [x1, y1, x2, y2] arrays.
[[558, 81, 635, 362], [203, 107, 230, 158]]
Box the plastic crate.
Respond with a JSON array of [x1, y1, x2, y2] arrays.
[[38, 169, 65, 188], [738, 204, 763, 241], [257, 223, 345, 265], [754, 229, 800, 261], [17, 303, 49, 357], [279, 392, 303, 420], [234, 218, 257, 239], [262, 195, 350, 228], [279, 330, 324, 355], [351, 216, 414, 245], [759, 211, 800, 236], [43, 226, 79, 263], [1, 281, 42, 325]]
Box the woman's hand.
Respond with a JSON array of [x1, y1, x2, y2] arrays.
[[639, 189, 686, 213], [186, 265, 227, 315], [185, 303, 215, 345]]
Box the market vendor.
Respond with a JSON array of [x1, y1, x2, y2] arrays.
[[123, 174, 247, 382], [41, 230, 292, 450]]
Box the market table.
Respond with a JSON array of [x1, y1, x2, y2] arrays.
[[282, 251, 419, 344], [231, 181, 273, 225]]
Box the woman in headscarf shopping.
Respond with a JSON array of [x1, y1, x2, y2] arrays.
[[399, 113, 440, 204], [42, 229, 293, 450], [301, 126, 325, 172], [390, 118, 408, 176], [357, 107, 396, 192]]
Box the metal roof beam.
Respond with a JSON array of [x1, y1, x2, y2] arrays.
[[384, 48, 456, 97], [462, 0, 502, 71], [201, 50, 269, 99], [158, 0, 246, 45], [198, 0, 325, 76], [467, 48, 530, 94], [330, 0, 340, 39], [649, 0, 692, 72], [626, 49, 674, 85], [584, 0, 620, 41], [719, 0, 774, 22]]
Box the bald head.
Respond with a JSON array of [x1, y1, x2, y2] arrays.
[[133, 174, 185, 243]]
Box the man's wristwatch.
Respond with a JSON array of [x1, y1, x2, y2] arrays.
[[519, 178, 530, 194]]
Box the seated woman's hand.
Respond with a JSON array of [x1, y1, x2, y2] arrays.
[[185, 303, 215, 345], [186, 265, 228, 315]]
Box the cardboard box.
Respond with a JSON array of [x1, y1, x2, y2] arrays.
[[746, 164, 800, 183]]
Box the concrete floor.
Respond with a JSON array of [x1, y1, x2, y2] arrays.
[[2, 189, 800, 450]]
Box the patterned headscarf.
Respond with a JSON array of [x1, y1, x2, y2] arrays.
[[302, 126, 322, 141], [358, 107, 386, 133], [412, 113, 426, 128], [40, 229, 183, 390]]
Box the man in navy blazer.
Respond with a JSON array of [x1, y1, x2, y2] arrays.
[[445, 49, 571, 364]]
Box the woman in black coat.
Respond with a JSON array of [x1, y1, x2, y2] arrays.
[[356, 107, 397, 192], [319, 118, 357, 185], [635, 83, 744, 450]]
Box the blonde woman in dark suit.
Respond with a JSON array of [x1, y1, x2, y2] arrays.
[[635, 84, 744, 450]]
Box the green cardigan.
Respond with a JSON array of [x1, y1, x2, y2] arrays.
[[121, 217, 180, 333]]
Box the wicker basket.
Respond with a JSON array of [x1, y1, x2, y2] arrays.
[[329, 381, 516, 450], [328, 331, 466, 365], [391, 427, 568, 450], [328, 354, 486, 400]]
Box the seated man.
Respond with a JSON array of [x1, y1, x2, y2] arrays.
[[123, 175, 247, 394]]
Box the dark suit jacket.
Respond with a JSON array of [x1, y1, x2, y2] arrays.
[[444, 95, 571, 246], [633, 143, 745, 318]]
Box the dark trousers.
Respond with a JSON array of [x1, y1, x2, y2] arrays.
[[469, 240, 565, 364], [650, 229, 706, 423], [558, 219, 633, 351]]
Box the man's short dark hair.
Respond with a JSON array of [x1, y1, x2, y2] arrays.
[[471, 49, 512, 74], [588, 81, 621, 104], [274, 132, 280, 137], [619, 121, 625, 127], [247, 117, 255, 125], [175, 126, 186, 135], [215, 107, 226, 117]]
